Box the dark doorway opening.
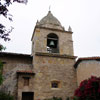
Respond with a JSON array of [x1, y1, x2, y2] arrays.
[[22, 92, 34, 100]]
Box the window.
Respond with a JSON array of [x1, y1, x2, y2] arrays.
[[51, 81, 60, 88], [47, 33, 59, 53], [23, 77, 30, 86]]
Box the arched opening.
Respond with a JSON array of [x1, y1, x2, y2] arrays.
[[47, 33, 59, 53]]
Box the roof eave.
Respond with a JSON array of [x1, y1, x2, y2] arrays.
[[74, 57, 100, 69]]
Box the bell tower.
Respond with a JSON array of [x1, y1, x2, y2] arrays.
[[31, 11, 74, 56], [31, 11, 77, 100]]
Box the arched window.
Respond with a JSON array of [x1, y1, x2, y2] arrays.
[[47, 33, 59, 53]]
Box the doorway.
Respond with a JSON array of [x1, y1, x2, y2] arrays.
[[22, 92, 34, 100]]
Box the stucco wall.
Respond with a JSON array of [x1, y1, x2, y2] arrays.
[[77, 60, 100, 85]]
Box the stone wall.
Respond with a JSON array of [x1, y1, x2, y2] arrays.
[[33, 53, 77, 100], [76, 60, 100, 85], [0, 55, 32, 74]]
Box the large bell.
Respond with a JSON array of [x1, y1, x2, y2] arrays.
[[49, 40, 55, 46]]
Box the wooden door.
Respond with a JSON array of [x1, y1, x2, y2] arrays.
[[22, 92, 34, 100]]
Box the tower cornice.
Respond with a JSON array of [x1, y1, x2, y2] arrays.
[[35, 52, 77, 59]]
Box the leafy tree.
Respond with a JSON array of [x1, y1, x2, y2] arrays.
[[73, 76, 100, 100], [0, 0, 27, 42]]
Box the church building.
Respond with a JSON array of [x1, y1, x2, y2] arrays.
[[0, 11, 100, 100]]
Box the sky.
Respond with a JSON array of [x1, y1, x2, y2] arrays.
[[1, 0, 100, 58]]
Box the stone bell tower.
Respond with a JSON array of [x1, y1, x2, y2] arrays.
[[31, 11, 77, 100], [31, 11, 74, 56]]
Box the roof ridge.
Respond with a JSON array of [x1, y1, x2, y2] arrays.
[[74, 56, 100, 69], [79, 56, 100, 60]]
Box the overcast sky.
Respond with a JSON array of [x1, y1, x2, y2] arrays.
[[1, 0, 100, 58]]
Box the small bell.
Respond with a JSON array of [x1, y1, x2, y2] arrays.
[[49, 40, 55, 46]]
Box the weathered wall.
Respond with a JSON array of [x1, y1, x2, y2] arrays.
[[0, 54, 32, 100], [77, 60, 100, 85], [0, 55, 32, 74]]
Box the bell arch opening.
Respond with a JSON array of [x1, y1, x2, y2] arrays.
[[47, 33, 59, 53]]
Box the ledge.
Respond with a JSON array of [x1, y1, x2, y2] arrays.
[[17, 70, 35, 75], [36, 26, 73, 34], [35, 52, 77, 59]]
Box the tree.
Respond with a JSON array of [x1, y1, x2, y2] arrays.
[[0, 0, 27, 42], [73, 76, 100, 100]]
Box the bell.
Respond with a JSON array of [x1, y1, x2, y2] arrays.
[[49, 40, 55, 46]]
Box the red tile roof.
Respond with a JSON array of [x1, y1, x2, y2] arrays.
[[74, 57, 100, 69]]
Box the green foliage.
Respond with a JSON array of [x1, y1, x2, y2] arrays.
[[0, 92, 14, 100], [0, 44, 6, 51], [45, 97, 62, 100], [72, 96, 79, 100], [66, 97, 70, 100], [66, 96, 76, 100]]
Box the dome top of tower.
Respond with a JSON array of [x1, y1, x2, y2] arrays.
[[36, 11, 64, 30], [39, 11, 61, 26]]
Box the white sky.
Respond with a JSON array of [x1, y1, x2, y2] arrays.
[[1, 0, 100, 58]]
